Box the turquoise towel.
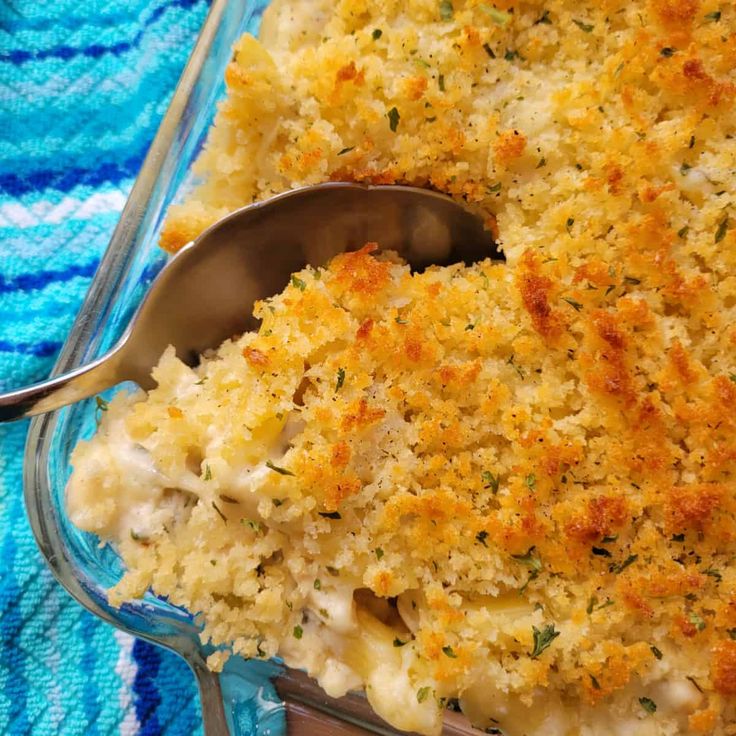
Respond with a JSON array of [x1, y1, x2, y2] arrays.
[[0, 2, 209, 733]]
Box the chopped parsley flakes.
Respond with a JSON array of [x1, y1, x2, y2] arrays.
[[480, 4, 511, 25], [573, 19, 594, 32], [387, 106, 400, 132], [439, 0, 453, 20], [715, 215, 729, 244], [266, 460, 295, 476], [335, 367, 346, 392], [481, 470, 500, 493], [290, 274, 306, 291], [416, 686, 431, 703], [530, 623, 560, 658]]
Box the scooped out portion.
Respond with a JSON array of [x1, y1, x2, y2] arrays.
[[69, 244, 736, 736]]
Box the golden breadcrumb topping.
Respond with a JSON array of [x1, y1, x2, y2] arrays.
[[68, 0, 736, 733]]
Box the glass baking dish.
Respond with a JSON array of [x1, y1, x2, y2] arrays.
[[22, 1, 481, 734]]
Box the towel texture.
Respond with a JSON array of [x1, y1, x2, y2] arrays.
[[0, 2, 209, 733]]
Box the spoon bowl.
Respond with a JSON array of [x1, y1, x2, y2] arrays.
[[0, 183, 496, 421]]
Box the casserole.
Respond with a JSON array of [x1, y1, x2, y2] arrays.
[[22, 0, 423, 733], [28, 0, 736, 733]]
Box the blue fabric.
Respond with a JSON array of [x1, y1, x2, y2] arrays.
[[0, 2, 209, 733]]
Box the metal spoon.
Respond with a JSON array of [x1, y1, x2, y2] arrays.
[[0, 183, 495, 422]]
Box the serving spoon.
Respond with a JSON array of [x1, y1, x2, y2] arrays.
[[0, 183, 495, 422]]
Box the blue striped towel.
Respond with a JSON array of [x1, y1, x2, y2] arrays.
[[0, 2, 210, 733]]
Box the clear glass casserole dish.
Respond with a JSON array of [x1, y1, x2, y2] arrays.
[[22, 1, 480, 734]]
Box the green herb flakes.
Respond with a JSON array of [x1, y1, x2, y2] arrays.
[[393, 638, 407, 647], [371, 28, 383, 40], [687, 611, 706, 632], [610, 553, 638, 574], [417, 686, 431, 703], [438, 73, 446, 91], [318, 511, 342, 519], [639, 697, 657, 714], [573, 19, 594, 32], [442, 645, 457, 658], [203, 464, 212, 481], [704, 10, 721, 21], [530, 623, 560, 658], [95, 395, 109, 412], [660, 47, 675, 57], [476, 530, 489, 547], [587, 596, 615, 614], [313, 579, 321, 590], [650, 645, 663, 660], [563, 297, 583, 312], [266, 460, 295, 476], [512, 547, 542, 574], [535, 9, 552, 24], [291, 275, 306, 291], [293, 625, 303, 639], [387, 106, 400, 132], [703, 568, 722, 582], [337, 146, 355, 156], [525, 473, 537, 490], [439, 0, 454, 20], [483, 42, 496, 58], [335, 367, 346, 392], [375, 547, 384, 560], [482, 470, 500, 493], [480, 5, 511, 25]]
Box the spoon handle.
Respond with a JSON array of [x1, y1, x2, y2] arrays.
[[0, 348, 124, 422]]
